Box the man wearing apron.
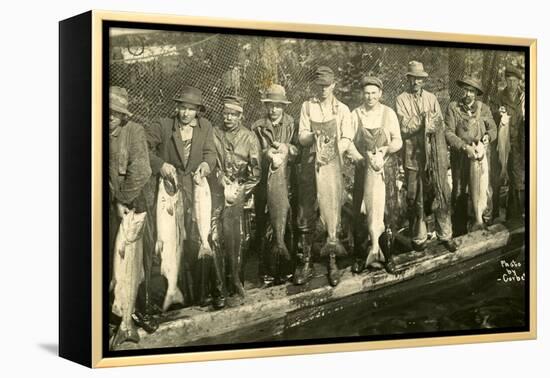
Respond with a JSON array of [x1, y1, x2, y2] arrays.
[[346, 76, 403, 274], [396, 61, 457, 253], [147, 86, 217, 306], [211, 95, 262, 300], [295, 66, 354, 286], [445, 77, 497, 235]]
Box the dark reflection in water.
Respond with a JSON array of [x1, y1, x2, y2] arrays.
[[273, 248, 527, 342]]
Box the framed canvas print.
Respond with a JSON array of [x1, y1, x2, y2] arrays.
[[59, 10, 537, 368]]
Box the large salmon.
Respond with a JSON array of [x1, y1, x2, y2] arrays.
[[111, 210, 147, 347], [266, 144, 291, 264], [362, 148, 386, 268], [314, 131, 346, 257], [469, 141, 489, 231], [497, 109, 511, 181], [155, 176, 185, 311], [193, 174, 213, 259]]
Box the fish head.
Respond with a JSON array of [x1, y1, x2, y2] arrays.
[[162, 175, 178, 196], [122, 210, 147, 242], [366, 148, 385, 172], [472, 141, 486, 160]]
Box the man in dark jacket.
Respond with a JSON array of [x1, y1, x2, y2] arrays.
[[445, 77, 498, 235], [396, 61, 457, 252], [147, 86, 217, 307], [251, 84, 298, 286], [108, 86, 155, 337], [211, 95, 261, 299], [491, 65, 525, 221]]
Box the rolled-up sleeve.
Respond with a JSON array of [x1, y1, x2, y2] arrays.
[[298, 102, 312, 146], [339, 105, 354, 141], [386, 108, 403, 153]]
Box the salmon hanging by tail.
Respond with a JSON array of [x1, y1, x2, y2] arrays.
[[497, 111, 511, 182], [314, 131, 346, 257], [111, 210, 147, 347], [156, 176, 185, 312], [193, 174, 213, 260], [267, 144, 291, 262], [469, 141, 489, 231], [363, 148, 386, 268]]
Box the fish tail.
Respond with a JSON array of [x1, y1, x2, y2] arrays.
[[162, 287, 184, 312], [320, 239, 347, 257], [198, 242, 214, 259], [271, 243, 291, 261], [366, 243, 385, 268], [112, 322, 140, 348]]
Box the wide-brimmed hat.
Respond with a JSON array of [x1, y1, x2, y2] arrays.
[[505, 65, 523, 80], [360, 75, 383, 90], [313, 66, 335, 85], [456, 76, 484, 95], [173, 86, 205, 111], [110, 86, 132, 116], [406, 61, 429, 78], [223, 94, 244, 113], [260, 84, 291, 104]]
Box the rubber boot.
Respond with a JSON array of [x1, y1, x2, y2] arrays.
[[293, 233, 314, 285], [327, 253, 340, 287], [211, 252, 226, 310], [197, 257, 213, 307], [380, 227, 396, 274]]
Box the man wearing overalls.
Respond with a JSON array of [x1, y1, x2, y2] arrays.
[[108, 86, 154, 337], [396, 61, 457, 253], [295, 66, 354, 286], [445, 77, 497, 235], [251, 84, 298, 286], [147, 86, 217, 306], [211, 95, 262, 300], [346, 76, 403, 274]]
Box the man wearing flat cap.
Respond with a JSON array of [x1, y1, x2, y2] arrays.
[[251, 84, 298, 286], [396, 61, 457, 253], [346, 75, 403, 274], [445, 76, 497, 235], [491, 65, 525, 221], [210, 94, 261, 300], [108, 86, 154, 341], [146, 86, 217, 307], [294, 66, 354, 286]]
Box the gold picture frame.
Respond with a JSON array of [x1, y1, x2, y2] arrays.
[[59, 9, 537, 368]]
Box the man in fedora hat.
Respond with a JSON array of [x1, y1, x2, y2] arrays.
[[445, 76, 497, 235], [251, 84, 298, 286], [294, 66, 354, 287], [147, 85, 217, 307], [491, 64, 525, 221], [210, 94, 261, 300], [396, 61, 457, 253], [108, 86, 156, 339]]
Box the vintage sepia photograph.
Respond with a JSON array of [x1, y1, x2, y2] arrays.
[[105, 21, 530, 356]]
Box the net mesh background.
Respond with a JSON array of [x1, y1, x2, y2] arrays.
[[109, 29, 525, 231]]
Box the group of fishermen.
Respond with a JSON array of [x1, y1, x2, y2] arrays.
[[109, 60, 525, 335]]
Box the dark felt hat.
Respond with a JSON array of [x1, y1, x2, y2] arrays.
[[505, 65, 523, 80], [456, 76, 484, 95], [173, 86, 205, 110], [313, 66, 335, 85]]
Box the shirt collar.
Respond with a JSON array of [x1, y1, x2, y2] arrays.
[[110, 126, 121, 137]]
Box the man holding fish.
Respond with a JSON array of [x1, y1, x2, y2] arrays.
[[445, 76, 497, 235], [108, 86, 153, 346], [295, 66, 354, 287], [395, 61, 457, 253], [251, 84, 298, 287], [346, 76, 403, 274], [147, 86, 217, 308], [211, 95, 262, 300], [491, 65, 525, 221]]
